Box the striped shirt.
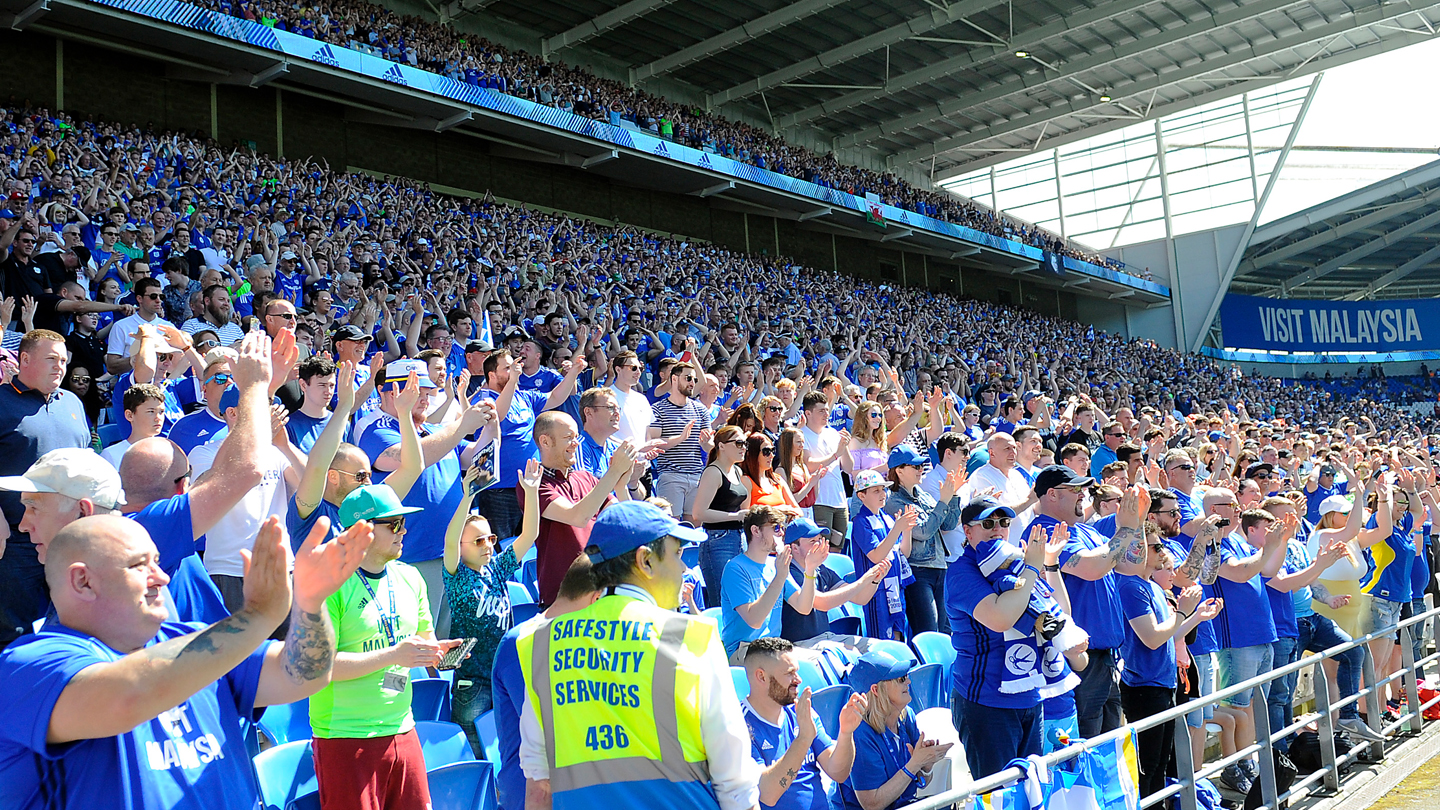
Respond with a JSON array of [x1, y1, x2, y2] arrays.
[[650, 396, 710, 475]]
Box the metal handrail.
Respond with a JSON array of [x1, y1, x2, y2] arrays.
[[903, 602, 1440, 810]]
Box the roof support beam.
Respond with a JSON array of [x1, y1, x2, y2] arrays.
[[1250, 160, 1440, 244], [793, 0, 1177, 133], [904, 1, 1437, 175], [880, 228, 914, 241], [707, 0, 1009, 108], [691, 181, 735, 197], [2, 0, 48, 30], [542, 0, 679, 56], [1237, 196, 1432, 275], [836, 0, 1311, 147], [1342, 243, 1440, 300], [631, 0, 848, 83], [1281, 206, 1440, 289]]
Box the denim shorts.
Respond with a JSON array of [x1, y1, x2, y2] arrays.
[[1216, 643, 1274, 707], [1185, 652, 1216, 729], [1370, 597, 1404, 640]]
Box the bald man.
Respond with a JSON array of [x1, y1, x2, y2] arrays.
[[0, 514, 373, 810], [117, 331, 278, 621]]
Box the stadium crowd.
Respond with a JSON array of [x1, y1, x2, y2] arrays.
[[0, 102, 1438, 810], [173, 0, 1126, 273]]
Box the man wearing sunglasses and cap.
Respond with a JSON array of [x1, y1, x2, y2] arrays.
[[310, 482, 464, 810], [517, 500, 759, 810]]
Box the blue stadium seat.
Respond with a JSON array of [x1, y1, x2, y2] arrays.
[[254, 740, 317, 810], [415, 720, 477, 769], [97, 423, 126, 450], [412, 678, 453, 723], [912, 631, 956, 681], [826, 602, 864, 636], [731, 666, 750, 699], [476, 710, 501, 764], [867, 639, 918, 668], [257, 698, 311, 747], [519, 557, 539, 600], [797, 658, 830, 693], [821, 554, 855, 582], [507, 581, 534, 606], [512, 602, 541, 624], [702, 607, 723, 623], [681, 543, 700, 569], [908, 662, 946, 711], [428, 760, 498, 810], [810, 684, 854, 738]]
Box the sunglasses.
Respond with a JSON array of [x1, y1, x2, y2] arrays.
[[1151, 508, 1180, 517], [70, 376, 91, 384], [1098, 497, 1121, 505], [205, 373, 232, 386], [760, 447, 775, 456], [469, 533, 498, 546], [334, 469, 371, 483], [140, 293, 163, 300], [766, 405, 783, 412], [268, 312, 297, 321], [174, 467, 192, 484], [970, 517, 1012, 529], [373, 516, 406, 532], [1169, 464, 1195, 472], [725, 439, 746, 447], [195, 339, 219, 350], [1148, 543, 1166, 551]]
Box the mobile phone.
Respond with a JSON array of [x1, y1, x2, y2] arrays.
[[436, 637, 478, 671], [1216, 518, 1231, 528]]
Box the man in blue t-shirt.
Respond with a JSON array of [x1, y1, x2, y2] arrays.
[[1027, 466, 1140, 738], [0, 508, 373, 810], [469, 348, 587, 538], [1208, 508, 1289, 791], [285, 355, 342, 453], [721, 506, 821, 658], [165, 354, 233, 455], [355, 359, 497, 637], [741, 637, 863, 810], [947, 496, 1050, 779], [1303, 462, 1350, 525]]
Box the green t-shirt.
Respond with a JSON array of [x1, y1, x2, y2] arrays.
[[310, 562, 433, 738]]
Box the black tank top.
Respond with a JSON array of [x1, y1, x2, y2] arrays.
[[703, 465, 748, 531]]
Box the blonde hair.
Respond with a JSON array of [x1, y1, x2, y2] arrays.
[[852, 400, 887, 450], [862, 680, 903, 732]]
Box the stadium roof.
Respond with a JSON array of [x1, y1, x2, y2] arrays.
[[466, 0, 1440, 181], [1230, 159, 1440, 301]]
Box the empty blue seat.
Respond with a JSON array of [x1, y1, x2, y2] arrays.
[[476, 710, 501, 764], [97, 423, 127, 450], [506, 581, 534, 606], [681, 543, 700, 569], [797, 657, 830, 693], [912, 632, 956, 670], [822, 554, 855, 582], [415, 720, 476, 769], [412, 677, 453, 723], [828, 615, 861, 636], [867, 639, 918, 668], [811, 684, 854, 738], [254, 740, 316, 810], [512, 602, 541, 624], [428, 760, 498, 810], [258, 698, 311, 747], [909, 662, 946, 712], [731, 666, 750, 699]]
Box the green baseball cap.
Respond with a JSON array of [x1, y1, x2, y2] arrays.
[[338, 484, 423, 527]]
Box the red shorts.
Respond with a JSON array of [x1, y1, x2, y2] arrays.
[[312, 728, 432, 810]]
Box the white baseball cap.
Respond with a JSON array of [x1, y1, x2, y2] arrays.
[[853, 469, 888, 491], [0, 448, 125, 509], [1318, 494, 1353, 517]]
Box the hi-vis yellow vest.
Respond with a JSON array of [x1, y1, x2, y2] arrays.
[[517, 593, 720, 810]]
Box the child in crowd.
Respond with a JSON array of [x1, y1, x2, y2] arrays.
[[442, 457, 542, 758], [100, 383, 167, 468]]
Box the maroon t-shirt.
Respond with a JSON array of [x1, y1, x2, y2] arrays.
[[527, 468, 614, 604]]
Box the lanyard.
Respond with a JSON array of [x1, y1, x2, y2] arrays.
[[356, 569, 399, 647]]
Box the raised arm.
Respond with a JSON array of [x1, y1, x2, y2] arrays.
[[185, 331, 274, 540], [294, 361, 357, 520], [1063, 485, 1149, 581]]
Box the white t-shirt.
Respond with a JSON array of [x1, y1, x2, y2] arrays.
[[966, 462, 1034, 542], [99, 439, 131, 470], [106, 312, 175, 359], [801, 425, 845, 508], [612, 385, 653, 446], [190, 441, 292, 577]]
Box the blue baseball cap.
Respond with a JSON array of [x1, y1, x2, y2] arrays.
[[782, 517, 830, 544], [587, 501, 706, 564], [846, 649, 914, 693], [960, 496, 1016, 525], [887, 444, 926, 469]]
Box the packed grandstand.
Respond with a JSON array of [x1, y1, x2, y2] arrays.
[[4, 0, 1440, 807]]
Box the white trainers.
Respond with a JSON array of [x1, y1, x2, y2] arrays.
[[1339, 717, 1388, 742]]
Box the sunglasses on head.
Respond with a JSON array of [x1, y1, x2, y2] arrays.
[[970, 517, 1012, 529]]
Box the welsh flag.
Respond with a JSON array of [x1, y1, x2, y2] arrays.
[[866, 192, 886, 227]]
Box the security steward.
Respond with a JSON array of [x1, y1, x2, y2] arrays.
[[517, 500, 760, 810]]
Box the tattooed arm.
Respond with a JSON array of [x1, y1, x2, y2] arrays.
[[46, 516, 340, 744], [1175, 518, 1222, 585], [757, 688, 819, 806], [1061, 486, 1150, 580]]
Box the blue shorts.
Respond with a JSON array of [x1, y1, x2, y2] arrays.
[[1216, 643, 1274, 708], [1186, 652, 1216, 729], [1370, 596, 1404, 640]]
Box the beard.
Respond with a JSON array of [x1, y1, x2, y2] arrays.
[[768, 677, 798, 707]]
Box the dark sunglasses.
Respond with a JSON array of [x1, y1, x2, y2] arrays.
[[140, 293, 163, 300], [205, 373, 232, 386], [373, 516, 406, 532], [268, 311, 297, 321], [334, 469, 371, 483], [1169, 464, 1195, 472], [759, 447, 775, 456], [174, 467, 192, 484]]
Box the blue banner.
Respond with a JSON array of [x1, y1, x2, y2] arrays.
[[85, 0, 1167, 297], [1220, 293, 1438, 353]]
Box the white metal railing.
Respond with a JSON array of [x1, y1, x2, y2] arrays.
[[902, 603, 1440, 810]]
